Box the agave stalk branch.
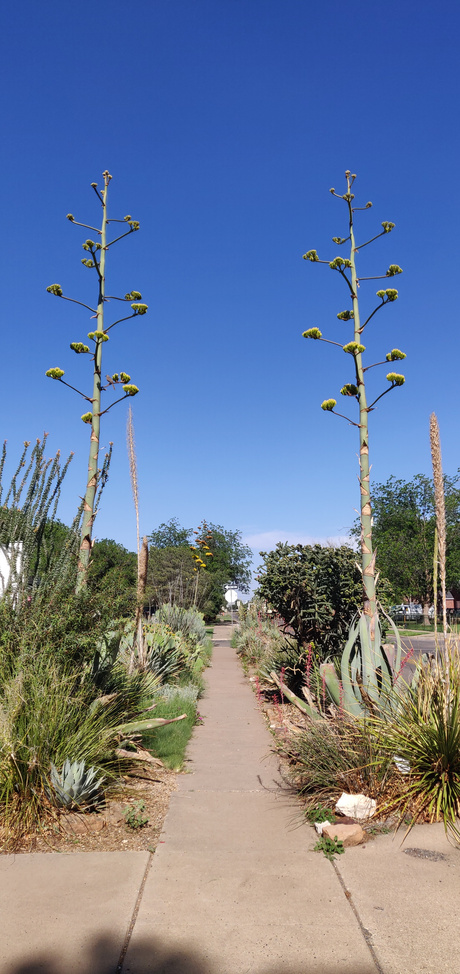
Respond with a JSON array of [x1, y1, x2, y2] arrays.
[[59, 295, 98, 314], [105, 314, 137, 332]]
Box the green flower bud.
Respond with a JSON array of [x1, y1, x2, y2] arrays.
[[87, 331, 108, 342], [343, 193, 355, 202], [384, 288, 398, 301], [329, 257, 352, 270], [119, 372, 131, 383], [386, 349, 406, 362], [337, 310, 354, 320], [376, 290, 386, 299], [321, 399, 336, 411], [131, 303, 148, 315], [365, 201, 372, 208], [82, 239, 96, 251], [303, 250, 319, 261], [81, 412, 93, 424], [70, 342, 90, 353], [47, 284, 63, 296], [329, 188, 335, 194], [122, 384, 139, 396], [111, 373, 119, 383], [332, 237, 346, 245], [127, 220, 140, 231], [343, 342, 365, 355], [302, 328, 322, 339], [66, 213, 74, 221], [386, 264, 403, 277], [91, 182, 98, 188], [124, 290, 142, 301], [340, 384, 358, 397], [124, 215, 132, 222], [81, 259, 94, 267], [45, 367, 65, 379], [386, 372, 405, 386], [381, 221, 395, 232]]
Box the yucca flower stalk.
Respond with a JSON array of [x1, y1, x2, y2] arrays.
[[303, 172, 405, 711], [126, 406, 149, 671], [46, 171, 147, 592], [430, 413, 447, 641]]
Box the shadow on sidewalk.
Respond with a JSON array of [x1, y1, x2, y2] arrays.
[[8, 933, 377, 974]]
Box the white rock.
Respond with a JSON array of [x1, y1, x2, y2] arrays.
[[314, 820, 332, 835], [335, 792, 376, 820]]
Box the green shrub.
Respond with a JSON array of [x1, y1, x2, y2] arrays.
[[0, 652, 161, 837], [155, 604, 208, 644], [233, 612, 285, 669]]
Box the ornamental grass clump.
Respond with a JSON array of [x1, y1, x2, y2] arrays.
[[45, 171, 147, 591], [366, 648, 460, 840], [282, 713, 394, 813]]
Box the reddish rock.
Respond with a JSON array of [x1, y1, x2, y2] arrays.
[[60, 813, 105, 834], [101, 803, 127, 826], [322, 823, 365, 847]]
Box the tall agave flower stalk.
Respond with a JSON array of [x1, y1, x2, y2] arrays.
[[45, 171, 147, 592], [127, 405, 148, 670], [303, 171, 406, 711], [430, 413, 447, 640]]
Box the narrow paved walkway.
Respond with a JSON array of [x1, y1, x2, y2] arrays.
[[2, 627, 460, 974], [123, 626, 379, 974]]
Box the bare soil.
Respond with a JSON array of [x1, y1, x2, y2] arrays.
[[0, 763, 178, 855]]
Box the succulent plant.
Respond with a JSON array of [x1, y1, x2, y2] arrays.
[[49, 758, 105, 810]]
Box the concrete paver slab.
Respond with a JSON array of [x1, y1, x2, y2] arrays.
[[335, 823, 460, 974], [0, 851, 149, 974]]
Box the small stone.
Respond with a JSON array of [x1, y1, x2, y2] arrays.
[[322, 823, 365, 847]]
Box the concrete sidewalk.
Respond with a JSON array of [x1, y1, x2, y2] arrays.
[[1, 625, 460, 974]]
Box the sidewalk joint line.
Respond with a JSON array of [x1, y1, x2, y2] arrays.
[[115, 852, 153, 973], [332, 861, 386, 974]]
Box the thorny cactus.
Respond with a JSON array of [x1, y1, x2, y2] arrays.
[[303, 172, 406, 713], [46, 171, 147, 592]]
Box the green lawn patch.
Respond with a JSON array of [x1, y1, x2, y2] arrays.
[[142, 687, 200, 771]]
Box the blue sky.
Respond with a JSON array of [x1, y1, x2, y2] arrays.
[[1, 0, 459, 580]]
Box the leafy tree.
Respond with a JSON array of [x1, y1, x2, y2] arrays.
[[149, 518, 193, 549], [147, 518, 252, 620], [45, 170, 147, 590], [352, 473, 460, 621], [256, 543, 362, 657], [87, 538, 137, 615], [147, 546, 210, 614]]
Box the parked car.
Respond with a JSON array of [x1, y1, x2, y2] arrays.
[[389, 603, 423, 622]]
